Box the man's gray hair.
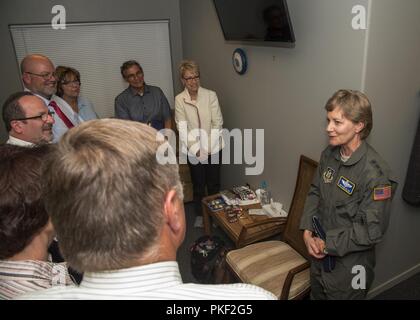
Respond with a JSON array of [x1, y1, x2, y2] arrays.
[[42, 119, 182, 272]]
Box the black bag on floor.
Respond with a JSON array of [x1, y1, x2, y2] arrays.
[[190, 235, 227, 284]]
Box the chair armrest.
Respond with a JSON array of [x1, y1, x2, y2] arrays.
[[237, 217, 287, 246], [241, 217, 287, 229], [280, 260, 310, 300]]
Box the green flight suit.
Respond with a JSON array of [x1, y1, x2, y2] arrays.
[[300, 141, 397, 300]]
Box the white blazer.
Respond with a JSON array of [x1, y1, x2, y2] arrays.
[[175, 87, 224, 157]]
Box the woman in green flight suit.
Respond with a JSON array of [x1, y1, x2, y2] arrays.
[[300, 89, 397, 300]]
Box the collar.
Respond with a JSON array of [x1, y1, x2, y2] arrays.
[[182, 87, 201, 104], [129, 84, 150, 97], [79, 261, 182, 291], [333, 140, 368, 166], [0, 260, 69, 283], [7, 135, 35, 147]]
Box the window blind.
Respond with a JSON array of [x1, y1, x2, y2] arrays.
[[10, 20, 174, 118]]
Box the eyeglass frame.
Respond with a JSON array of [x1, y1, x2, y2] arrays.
[[125, 71, 144, 81], [183, 75, 200, 82], [25, 71, 58, 81], [61, 80, 81, 86], [12, 110, 55, 122]]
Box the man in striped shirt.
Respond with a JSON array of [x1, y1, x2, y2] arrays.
[[0, 145, 73, 299], [19, 119, 275, 300]]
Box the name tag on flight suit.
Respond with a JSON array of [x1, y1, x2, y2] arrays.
[[337, 176, 355, 195]]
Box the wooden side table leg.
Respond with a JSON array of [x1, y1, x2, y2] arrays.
[[202, 201, 211, 235]]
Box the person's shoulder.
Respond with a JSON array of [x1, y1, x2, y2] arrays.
[[77, 95, 91, 106], [51, 94, 65, 105], [363, 142, 397, 185], [16, 285, 77, 300], [223, 283, 277, 299], [199, 87, 217, 96], [146, 84, 164, 94], [365, 142, 388, 164], [365, 143, 391, 174], [115, 87, 130, 101], [182, 282, 276, 300], [175, 90, 187, 101]]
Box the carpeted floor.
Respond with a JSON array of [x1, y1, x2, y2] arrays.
[[176, 202, 234, 283]]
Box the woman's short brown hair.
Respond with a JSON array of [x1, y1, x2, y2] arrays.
[[56, 66, 81, 97], [325, 89, 373, 140]]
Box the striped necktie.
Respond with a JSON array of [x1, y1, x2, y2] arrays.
[[49, 100, 74, 129]]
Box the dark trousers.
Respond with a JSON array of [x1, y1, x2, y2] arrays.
[[309, 257, 373, 300], [188, 152, 221, 214]]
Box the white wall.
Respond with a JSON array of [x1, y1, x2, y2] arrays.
[[0, 0, 183, 141], [180, 0, 420, 295], [180, 0, 367, 217], [363, 0, 420, 295]]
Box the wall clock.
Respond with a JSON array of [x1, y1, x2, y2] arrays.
[[232, 48, 247, 75]]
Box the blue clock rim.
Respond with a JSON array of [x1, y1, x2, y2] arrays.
[[232, 48, 247, 75]]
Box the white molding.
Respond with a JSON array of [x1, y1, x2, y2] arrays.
[[368, 262, 420, 299], [361, 0, 372, 91]]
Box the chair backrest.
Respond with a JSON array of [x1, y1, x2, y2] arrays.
[[283, 155, 318, 259]]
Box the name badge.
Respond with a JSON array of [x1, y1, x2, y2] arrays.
[[337, 176, 355, 195]]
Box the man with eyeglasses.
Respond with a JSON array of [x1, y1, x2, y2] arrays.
[[2, 92, 54, 146], [1, 91, 75, 281], [21, 54, 57, 106], [20, 54, 67, 141], [114, 60, 172, 130]]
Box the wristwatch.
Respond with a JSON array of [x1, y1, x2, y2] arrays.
[[323, 248, 328, 255]]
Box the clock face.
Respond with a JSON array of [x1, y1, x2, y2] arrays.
[[232, 48, 247, 75]]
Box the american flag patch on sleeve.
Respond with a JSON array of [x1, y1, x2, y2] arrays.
[[373, 185, 392, 201]]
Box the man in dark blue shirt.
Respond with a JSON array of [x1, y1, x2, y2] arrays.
[[114, 60, 172, 130]]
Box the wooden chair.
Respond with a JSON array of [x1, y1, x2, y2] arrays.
[[225, 155, 318, 299]]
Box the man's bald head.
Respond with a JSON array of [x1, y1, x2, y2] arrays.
[[21, 54, 57, 99], [20, 54, 53, 75]]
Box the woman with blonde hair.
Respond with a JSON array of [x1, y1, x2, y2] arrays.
[[300, 89, 397, 299], [175, 60, 224, 218]]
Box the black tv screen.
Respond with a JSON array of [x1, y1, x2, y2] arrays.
[[213, 0, 295, 47]]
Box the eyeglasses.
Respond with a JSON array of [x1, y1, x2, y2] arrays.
[[25, 71, 58, 80], [62, 80, 81, 86], [183, 75, 200, 82], [125, 71, 144, 81], [13, 110, 55, 122]]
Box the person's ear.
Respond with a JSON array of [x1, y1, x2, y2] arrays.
[[355, 121, 365, 134], [10, 120, 24, 134], [22, 72, 31, 85], [163, 189, 184, 234]]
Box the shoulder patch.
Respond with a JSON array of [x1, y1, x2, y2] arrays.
[[373, 185, 392, 201], [323, 167, 335, 183]]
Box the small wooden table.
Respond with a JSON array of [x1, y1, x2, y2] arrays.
[[202, 194, 287, 248]]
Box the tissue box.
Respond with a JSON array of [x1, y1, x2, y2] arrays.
[[262, 203, 288, 218]]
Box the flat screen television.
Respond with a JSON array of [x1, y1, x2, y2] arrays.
[[213, 0, 295, 47]]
